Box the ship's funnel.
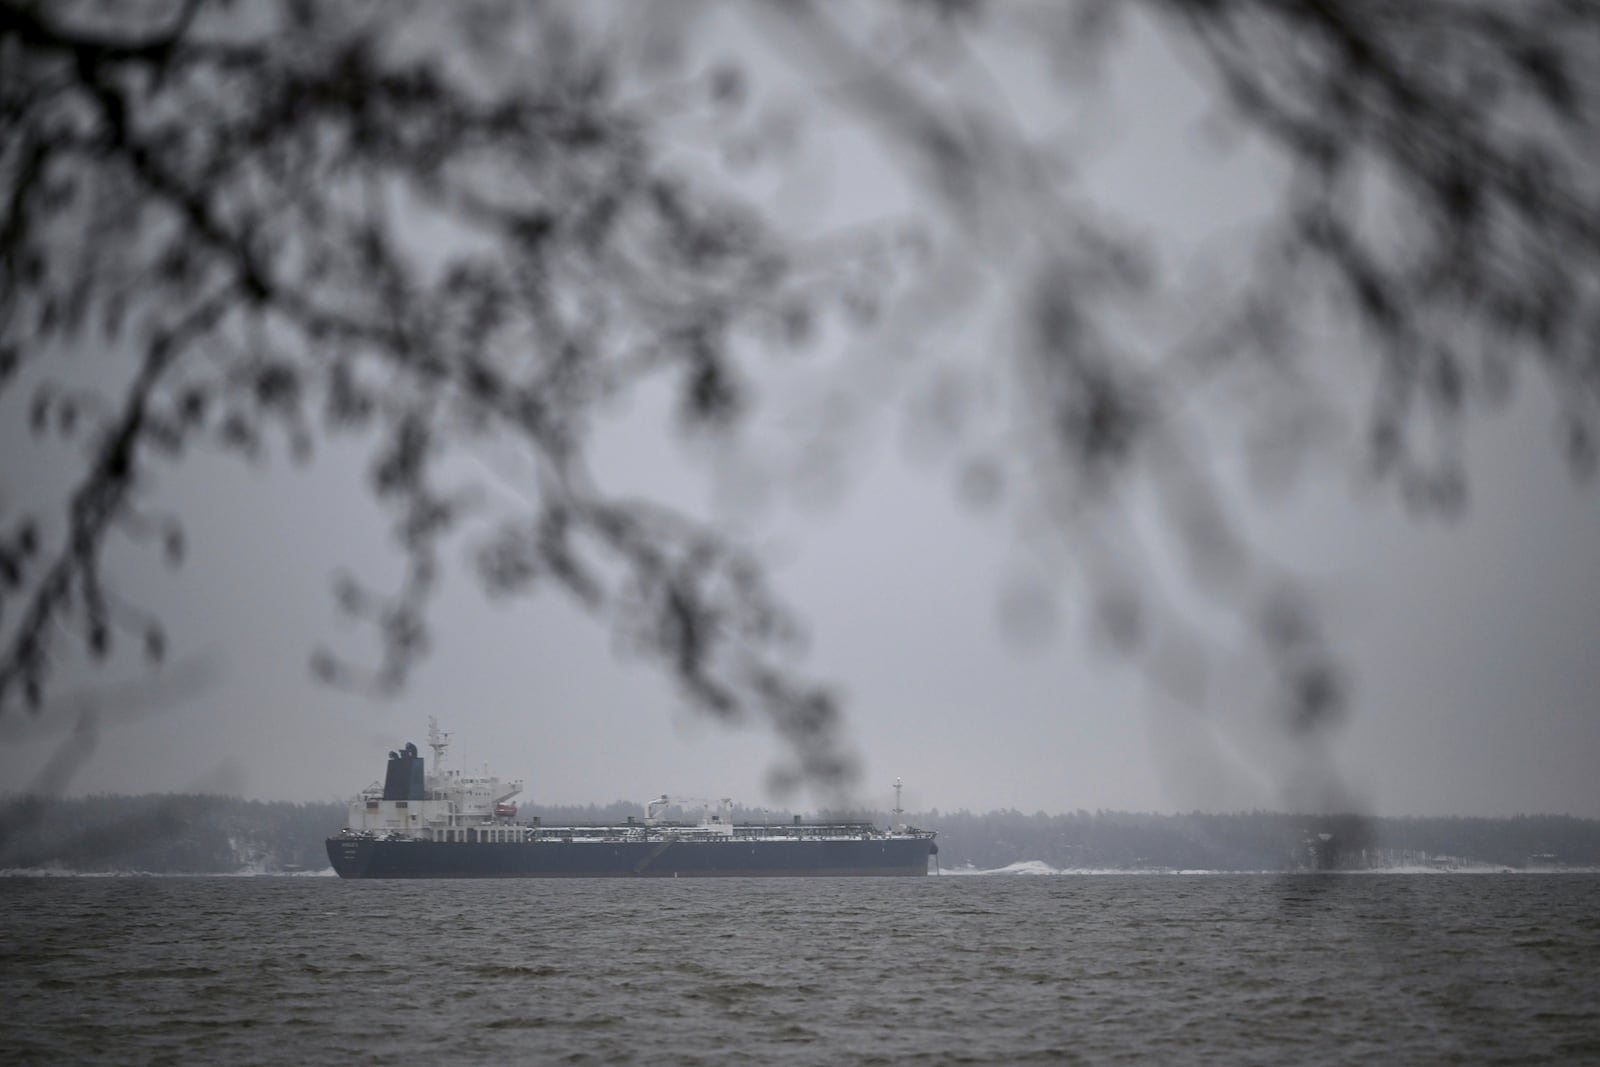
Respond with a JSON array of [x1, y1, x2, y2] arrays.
[[383, 743, 426, 800]]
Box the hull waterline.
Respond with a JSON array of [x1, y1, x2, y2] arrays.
[[327, 836, 935, 878]]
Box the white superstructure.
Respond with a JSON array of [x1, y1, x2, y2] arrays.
[[336, 721, 936, 855], [345, 717, 526, 843]]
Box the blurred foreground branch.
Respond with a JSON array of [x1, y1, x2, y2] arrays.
[[2, 0, 1596, 795]]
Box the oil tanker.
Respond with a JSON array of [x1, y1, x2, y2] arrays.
[[326, 720, 937, 878]]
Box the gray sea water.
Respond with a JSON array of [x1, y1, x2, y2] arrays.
[[2, 873, 1597, 1065]]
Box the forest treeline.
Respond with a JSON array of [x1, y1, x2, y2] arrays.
[[0, 794, 339, 874], [1, 795, 1596, 874], [909, 809, 1600, 872]]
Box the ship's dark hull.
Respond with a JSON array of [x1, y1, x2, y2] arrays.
[[327, 835, 935, 878]]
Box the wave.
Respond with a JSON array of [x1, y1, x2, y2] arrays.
[[938, 861, 1231, 876], [938, 862, 1600, 876]]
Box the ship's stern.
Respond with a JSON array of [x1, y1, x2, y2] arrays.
[[326, 835, 375, 878]]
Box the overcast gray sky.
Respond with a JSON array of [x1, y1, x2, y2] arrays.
[[3, 4, 1597, 819]]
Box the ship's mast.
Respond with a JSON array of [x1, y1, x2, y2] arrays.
[[892, 777, 905, 833], [427, 717, 451, 782]]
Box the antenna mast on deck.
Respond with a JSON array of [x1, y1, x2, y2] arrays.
[[892, 777, 905, 833], [427, 716, 451, 776]]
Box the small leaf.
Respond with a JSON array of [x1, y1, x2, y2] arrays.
[[309, 649, 340, 683], [177, 386, 209, 425], [163, 524, 185, 566], [333, 574, 367, 615], [89, 622, 110, 658], [144, 625, 166, 663], [254, 362, 300, 410], [29, 391, 50, 434], [709, 64, 745, 107], [1564, 418, 1596, 480]]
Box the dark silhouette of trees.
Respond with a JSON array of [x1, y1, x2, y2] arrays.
[[1, 0, 870, 790], [2, 0, 1596, 794], [0, 792, 344, 872], [6, 794, 1595, 873]]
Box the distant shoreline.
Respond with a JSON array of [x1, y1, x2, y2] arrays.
[[4, 795, 1596, 875]]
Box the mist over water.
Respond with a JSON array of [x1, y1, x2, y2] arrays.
[[3, 875, 1596, 1064]]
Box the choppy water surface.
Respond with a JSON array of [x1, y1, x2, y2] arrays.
[[2, 874, 1597, 1064]]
